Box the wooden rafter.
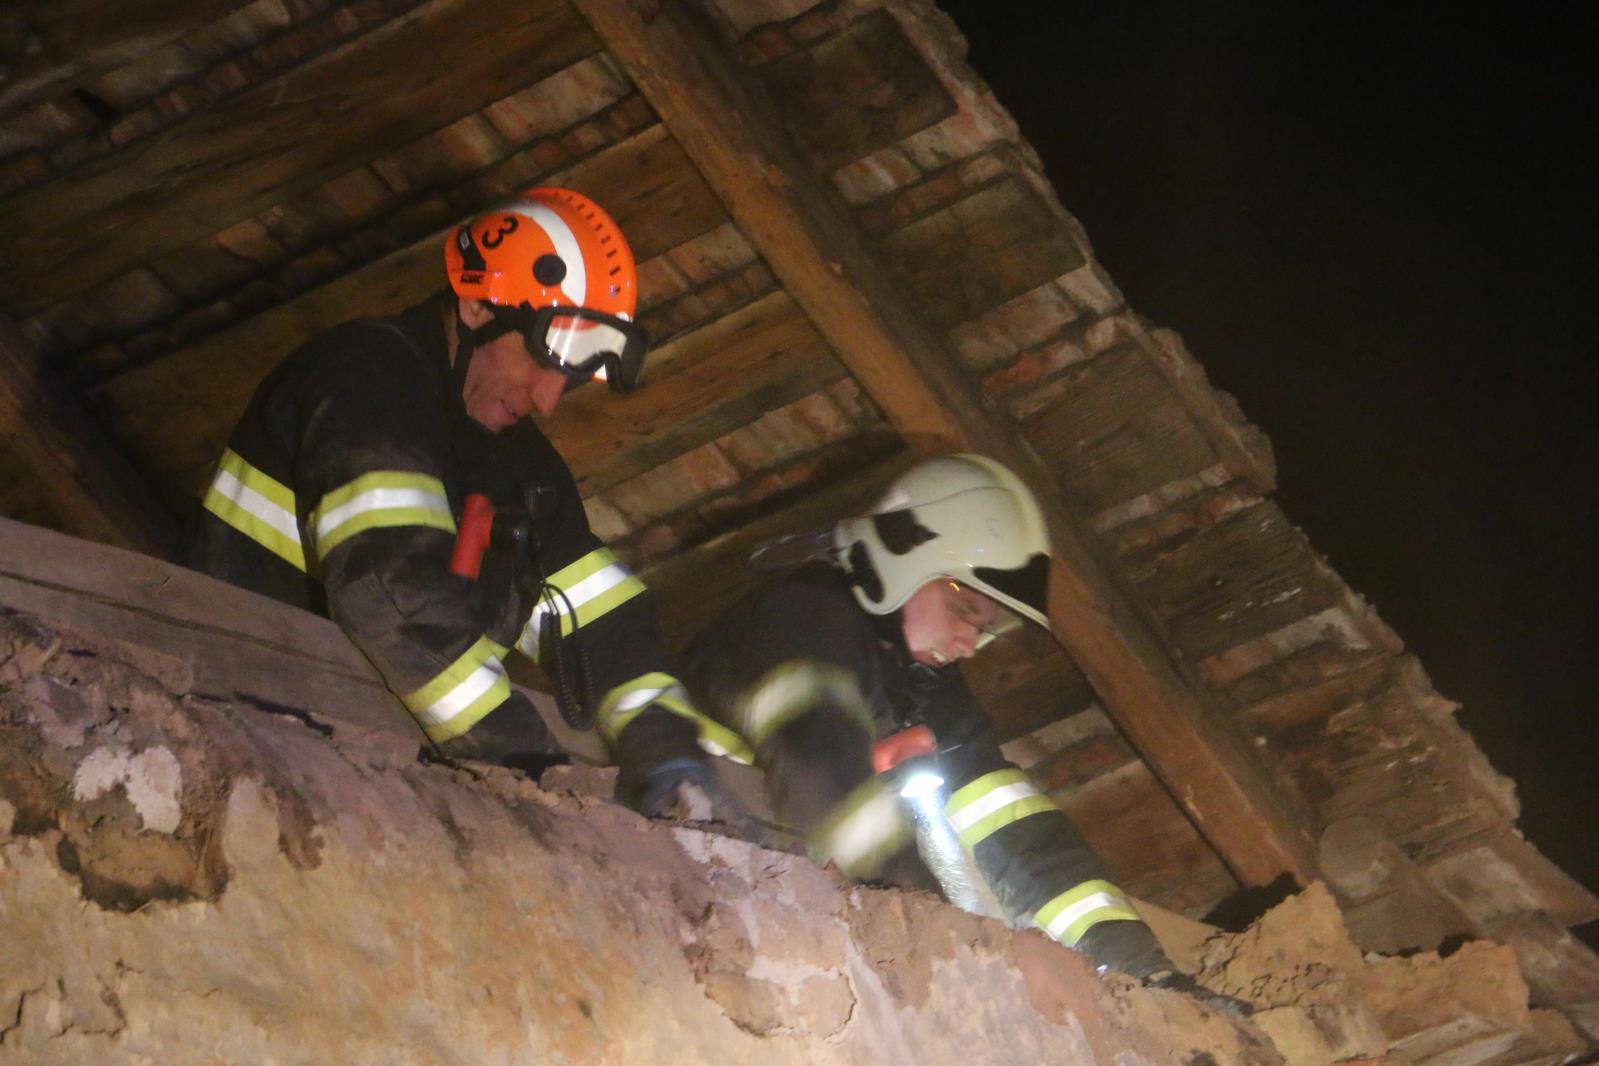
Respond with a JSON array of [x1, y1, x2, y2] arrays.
[[577, 0, 1318, 885], [0, 315, 174, 555]]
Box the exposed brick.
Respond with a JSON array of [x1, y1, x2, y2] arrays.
[[832, 145, 922, 205], [1083, 312, 1139, 357], [582, 494, 631, 542], [979, 336, 1088, 399], [481, 55, 631, 147], [320, 166, 397, 221], [823, 377, 881, 428], [434, 113, 511, 174], [1199, 605, 1381, 688], [1057, 261, 1125, 315], [202, 57, 261, 97], [666, 223, 758, 286], [786, 4, 848, 44], [717, 404, 827, 474], [636, 256, 692, 309], [736, 24, 797, 64], [107, 110, 163, 148], [788, 390, 854, 441], [279, 247, 348, 291], [899, 108, 1003, 171]]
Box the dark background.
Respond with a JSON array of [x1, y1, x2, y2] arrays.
[[938, 1, 1597, 908]]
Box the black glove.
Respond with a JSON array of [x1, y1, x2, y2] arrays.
[[435, 691, 569, 778], [1144, 970, 1256, 1020], [614, 707, 756, 832]]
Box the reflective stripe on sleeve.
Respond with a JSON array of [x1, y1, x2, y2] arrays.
[[595, 672, 754, 765], [514, 548, 647, 655], [943, 768, 1059, 850], [403, 636, 512, 744], [1033, 879, 1142, 948], [736, 661, 874, 751], [311, 471, 455, 561], [202, 448, 307, 571], [810, 776, 910, 879]]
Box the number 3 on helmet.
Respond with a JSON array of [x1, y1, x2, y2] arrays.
[[444, 187, 650, 392]]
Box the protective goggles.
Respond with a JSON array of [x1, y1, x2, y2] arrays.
[[514, 305, 651, 393]]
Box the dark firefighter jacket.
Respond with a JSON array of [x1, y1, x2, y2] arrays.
[[188, 296, 743, 759], [677, 564, 1155, 958]]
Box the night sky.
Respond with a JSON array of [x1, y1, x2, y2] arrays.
[[938, 1, 1598, 909]]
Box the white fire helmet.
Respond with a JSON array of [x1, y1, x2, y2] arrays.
[[833, 453, 1051, 628]]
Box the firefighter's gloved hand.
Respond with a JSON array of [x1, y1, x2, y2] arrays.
[[436, 690, 568, 779], [632, 757, 746, 825], [1144, 970, 1256, 1020], [1076, 918, 1173, 980]]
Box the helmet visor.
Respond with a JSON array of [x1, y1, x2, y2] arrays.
[[524, 305, 650, 393]]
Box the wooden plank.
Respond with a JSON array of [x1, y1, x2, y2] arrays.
[[579, 0, 1320, 886], [550, 290, 844, 495], [640, 451, 911, 649], [0, 515, 411, 738], [1023, 344, 1220, 516], [963, 627, 1097, 744], [1054, 761, 1240, 916], [0, 315, 175, 553], [0, 0, 600, 315], [1124, 501, 1345, 662], [757, 10, 956, 172], [90, 124, 726, 504], [0, 0, 241, 119], [880, 177, 1087, 328]]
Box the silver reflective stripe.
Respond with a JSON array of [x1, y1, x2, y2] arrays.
[[946, 780, 1043, 834], [212, 467, 299, 542], [821, 788, 902, 875], [314, 486, 451, 543], [1043, 891, 1126, 945], [416, 658, 508, 728], [518, 561, 635, 650]]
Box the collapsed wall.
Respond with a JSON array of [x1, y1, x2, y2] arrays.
[[0, 604, 1269, 1065]]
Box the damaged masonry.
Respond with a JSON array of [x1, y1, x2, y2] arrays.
[[1, 0, 1596, 1062]]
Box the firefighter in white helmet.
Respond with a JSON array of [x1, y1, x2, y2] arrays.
[[616, 453, 1179, 980]]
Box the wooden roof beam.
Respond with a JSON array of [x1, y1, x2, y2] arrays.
[[0, 315, 175, 556], [577, 0, 1318, 886]]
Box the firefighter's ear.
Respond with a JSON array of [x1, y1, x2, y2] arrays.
[[457, 297, 494, 329]]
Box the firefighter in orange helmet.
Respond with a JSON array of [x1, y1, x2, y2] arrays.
[[191, 188, 746, 784]]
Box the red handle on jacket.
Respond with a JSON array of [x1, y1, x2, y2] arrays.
[[872, 724, 937, 775], [449, 494, 496, 579]]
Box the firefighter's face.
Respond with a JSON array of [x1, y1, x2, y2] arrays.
[[458, 300, 567, 430], [900, 579, 1001, 668]]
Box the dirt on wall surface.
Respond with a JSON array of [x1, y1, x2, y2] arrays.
[[0, 606, 1267, 1065]]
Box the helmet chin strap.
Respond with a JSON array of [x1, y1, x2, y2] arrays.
[[451, 302, 523, 402]]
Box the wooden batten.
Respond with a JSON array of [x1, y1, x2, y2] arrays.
[[579, 0, 1319, 886], [0, 0, 241, 119], [550, 290, 844, 495], [0, 0, 601, 316]]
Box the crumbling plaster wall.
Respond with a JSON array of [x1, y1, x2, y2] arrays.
[[0, 606, 1266, 1065]]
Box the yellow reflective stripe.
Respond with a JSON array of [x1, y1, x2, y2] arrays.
[[311, 471, 455, 561], [736, 661, 873, 751], [403, 636, 511, 744], [1033, 879, 1141, 948], [944, 768, 1058, 850], [596, 672, 754, 765], [516, 548, 646, 651], [810, 776, 910, 878], [202, 449, 307, 571]]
